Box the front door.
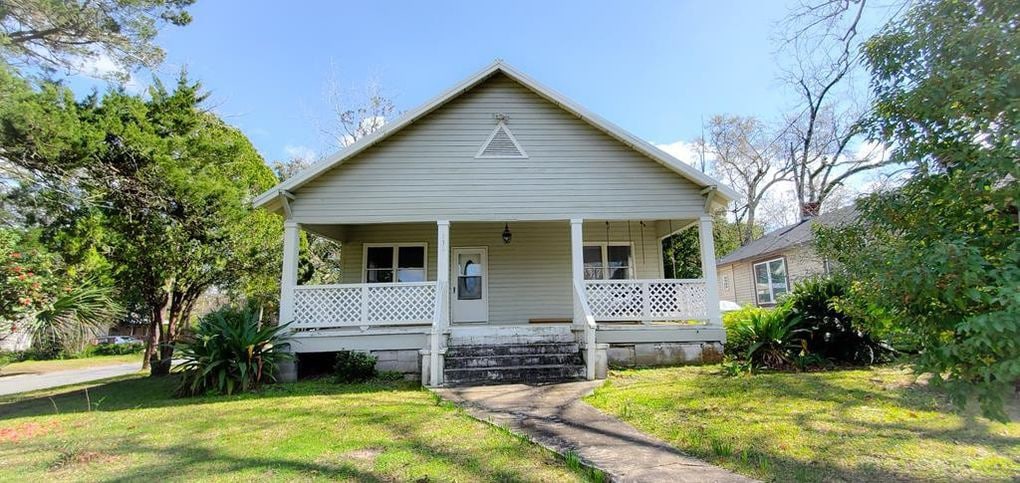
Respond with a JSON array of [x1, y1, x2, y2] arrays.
[[451, 247, 488, 323]]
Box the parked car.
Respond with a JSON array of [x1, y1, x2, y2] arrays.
[[96, 336, 142, 345]]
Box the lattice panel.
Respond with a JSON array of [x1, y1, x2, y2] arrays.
[[293, 286, 360, 328], [648, 282, 707, 319], [367, 283, 436, 323], [585, 280, 708, 321], [586, 282, 644, 319]]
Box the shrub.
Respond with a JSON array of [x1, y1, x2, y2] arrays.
[[175, 305, 292, 397], [723, 306, 771, 356], [333, 351, 377, 383], [785, 277, 893, 365], [93, 342, 144, 356], [727, 304, 805, 370]]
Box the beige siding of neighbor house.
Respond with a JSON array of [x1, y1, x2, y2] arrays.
[[335, 221, 666, 325], [287, 73, 707, 223], [718, 244, 828, 307]]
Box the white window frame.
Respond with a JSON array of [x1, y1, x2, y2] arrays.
[[752, 256, 789, 305], [583, 242, 635, 280], [361, 243, 428, 283]]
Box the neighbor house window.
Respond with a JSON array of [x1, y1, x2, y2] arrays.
[[753, 257, 789, 305], [583, 243, 633, 280], [364, 244, 427, 283]]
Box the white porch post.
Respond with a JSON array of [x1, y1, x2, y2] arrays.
[[569, 219, 584, 327], [698, 216, 722, 325], [279, 220, 301, 324], [430, 220, 451, 386]]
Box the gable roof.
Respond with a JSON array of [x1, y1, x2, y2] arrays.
[[717, 206, 858, 266], [253, 60, 738, 211]]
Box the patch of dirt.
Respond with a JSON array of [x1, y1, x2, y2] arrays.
[[0, 421, 60, 442], [343, 447, 384, 461], [49, 449, 118, 471]]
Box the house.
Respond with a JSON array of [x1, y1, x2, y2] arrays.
[[254, 61, 738, 386], [716, 207, 856, 307]]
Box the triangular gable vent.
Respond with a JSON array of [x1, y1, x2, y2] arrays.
[[476, 122, 528, 158]]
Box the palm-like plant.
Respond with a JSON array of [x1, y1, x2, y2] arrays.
[[29, 282, 122, 356], [728, 307, 804, 370], [175, 306, 292, 397]]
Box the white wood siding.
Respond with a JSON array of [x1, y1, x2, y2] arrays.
[[335, 221, 666, 325], [289, 73, 707, 223]]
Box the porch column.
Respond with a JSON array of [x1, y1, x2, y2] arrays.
[[279, 220, 301, 324], [570, 219, 584, 327], [430, 220, 451, 386], [698, 216, 722, 325]]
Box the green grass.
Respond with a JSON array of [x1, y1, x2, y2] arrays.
[[0, 375, 591, 482], [585, 365, 1019, 482], [1, 354, 142, 376]]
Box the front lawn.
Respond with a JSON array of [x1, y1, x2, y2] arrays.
[[0, 376, 589, 481], [1, 354, 142, 376], [586, 365, 1019, 482]]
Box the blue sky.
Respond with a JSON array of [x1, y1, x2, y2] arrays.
[[70, 1, 803, 164]]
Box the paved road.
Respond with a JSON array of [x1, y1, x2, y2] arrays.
[[437, 381, 755, 482], [0, 362, 143, 396]]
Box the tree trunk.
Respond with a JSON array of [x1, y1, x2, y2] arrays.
[[142, 308, 161, 371], [151, 305, 172, 376]]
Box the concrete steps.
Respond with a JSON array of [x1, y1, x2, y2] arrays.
[[444, 340, 585, 386]]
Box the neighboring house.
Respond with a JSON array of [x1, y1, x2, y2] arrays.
[[716, 207, 856, 307], [254, 61, 738, 386]]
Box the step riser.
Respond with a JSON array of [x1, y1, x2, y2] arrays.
[[446, 343, 580, 358], [445, 366, 586, 385], [445, 354, 583, 369]]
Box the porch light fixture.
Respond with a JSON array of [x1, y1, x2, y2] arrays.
[[502, 224, 512, 244]]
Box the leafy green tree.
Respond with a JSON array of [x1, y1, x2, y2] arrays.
[[0, 228, 120, 355], [0, 0, 195, 78], [662, 216, 749, 279], [0, 69, 281, 375], [817, 0, 1019, 420]]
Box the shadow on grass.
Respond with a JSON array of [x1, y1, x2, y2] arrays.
[[0, 374, 419, 420], [2, 378, 586, 482]]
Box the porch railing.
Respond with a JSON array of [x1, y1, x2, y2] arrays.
[[292, 281, 437, 329], [584, 279, 708, 322]]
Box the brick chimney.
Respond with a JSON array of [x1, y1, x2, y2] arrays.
[[800, 202, 821, 220]]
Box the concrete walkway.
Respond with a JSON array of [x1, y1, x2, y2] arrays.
[[0, 362, 142, 396], [436, 381, 754, 482]]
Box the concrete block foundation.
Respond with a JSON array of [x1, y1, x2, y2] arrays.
[[607, 342, 724, 368]]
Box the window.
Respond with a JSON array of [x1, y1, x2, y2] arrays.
[[753, 257, 789, 305], [364, 244, 427, 283], [583, 243, 633, 280]]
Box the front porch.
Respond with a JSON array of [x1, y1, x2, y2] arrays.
[[278, 218, 723, 386]]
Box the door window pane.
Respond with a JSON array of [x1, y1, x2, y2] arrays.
[[458, 276, 482, 300], [583, 246, 603, 280]]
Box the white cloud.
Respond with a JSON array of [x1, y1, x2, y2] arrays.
[[654, 140, 705, 168], [73, 52, 146, 94], [283, 145, 318, 161]]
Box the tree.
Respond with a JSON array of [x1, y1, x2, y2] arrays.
[[0, 70, 281, 375], [0, 0, 194, 78], [318, 64, 396, 150], [778, 0, 897, 219], [662, 216, 751, 279], [271, 155, 343, 285], [706, 115, 789, 245], [817, 0, 1019, 421]]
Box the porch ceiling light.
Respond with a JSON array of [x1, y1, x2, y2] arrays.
[[502, 223, 512, 244]]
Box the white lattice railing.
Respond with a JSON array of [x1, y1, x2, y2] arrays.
[[292, 282, 437, 329], [584, 279, 708, 322]]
